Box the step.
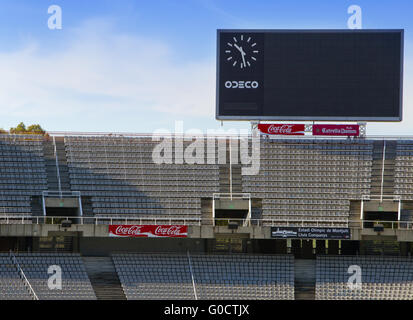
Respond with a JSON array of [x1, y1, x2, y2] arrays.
[[83, 257, 127, 300], [294, 259, 316, 300]]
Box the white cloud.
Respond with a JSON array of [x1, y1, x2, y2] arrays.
[[0, 19, 412, 136], [0, 19, 216, 123]]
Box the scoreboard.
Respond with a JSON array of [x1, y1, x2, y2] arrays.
[[216, 29, 403, 121]]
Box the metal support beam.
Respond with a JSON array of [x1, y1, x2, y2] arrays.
[[380, 140, 386, 203], [53, 136, 62, 198], [187, 251, 198, 300]]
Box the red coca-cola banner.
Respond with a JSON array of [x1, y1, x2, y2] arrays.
[[312, 124, 360, 136], [258, 124, 305, 135], [109, 225, 188, 238]]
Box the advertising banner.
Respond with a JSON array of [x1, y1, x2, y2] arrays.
[[109, 225, 188, 238], [271, 226, 350, 239], [258, 124, 305, 135], [312, 124, 360, 136]]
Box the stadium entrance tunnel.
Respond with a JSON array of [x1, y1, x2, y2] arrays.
[[363, 211, 398, 229], [213, 197, 250, 226], [44, 196, 82, 224], [45, 207, 79, 224], [214, 209, 248, 226], [362, 199, 400, 229]]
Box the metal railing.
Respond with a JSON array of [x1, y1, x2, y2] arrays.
[[213, 193, 251, 200], [361, 194, 401, 201], [187, 251, 198, 300], [52, 136, 62, 198], [0, 215, 412, 230], [42, 191, 81, 198], [212, 218, 413, 230], [42, 131, 413, 140], [0, 215, 203, 226], [9, 250, 39, 300]]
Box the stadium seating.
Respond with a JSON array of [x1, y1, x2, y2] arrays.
[[64, 136, 219, 223], [191, 254, 294, 300], [112, 253, 195, 299], [112, 253, 294, 300], [316, 255, 413, 300], [0, 254, 33, 300], [0, 134, 47, 219], [395, 140, 413, 200], [2, 134, 412, 227], [13, 253, 96, 300], [243, 139, 373, 227]]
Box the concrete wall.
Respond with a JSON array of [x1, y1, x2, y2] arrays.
[[2, 224, 413, 242], [363, 200, 399, 212], [45, 198, 79, 208], [79, 238, 206, 256]]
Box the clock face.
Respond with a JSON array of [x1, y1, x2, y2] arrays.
[[224, 34, 260, 69]]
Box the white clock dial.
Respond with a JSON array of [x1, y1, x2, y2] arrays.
[[224, 34, 259, 69]]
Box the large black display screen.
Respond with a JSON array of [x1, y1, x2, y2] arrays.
[[216, 30, 403, 121]]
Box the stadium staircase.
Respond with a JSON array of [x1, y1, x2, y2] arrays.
[[43, 137, 72, 192], [219, 141, 242, 193], [371, 140, 396, 196], [201, 199, 213, 225], [80, 196, 94, 219], [219, 165, 242, 193], [30, 196, 44, 218], [348, 201, 362, 228], [294, 259, 316, 300], [401, 203, 413, 226], [83, 257, 127, 300]]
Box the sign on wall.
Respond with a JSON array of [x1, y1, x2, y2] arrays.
[[312, 124, 360, 136], [271, 226, 351, 240], [258, 123, 305, 135]]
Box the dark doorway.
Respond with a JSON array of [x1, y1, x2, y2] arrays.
[[0, 237, 33, 253], [316, 240, 327, 255], [45, 207, 79, 224], [290, 240, 315, 259], [301, 240, 314, 259], [341, 241, 360, 255], [363, 211, 398, 228], [255, 239, 287, 254], [328, 240, 339, 255], [215, 209, 248, 226]]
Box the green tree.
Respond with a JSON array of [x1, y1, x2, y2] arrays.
[[27, 124, 46, 135], [10, 122, 27, 134], [9, 122, 46, 135]]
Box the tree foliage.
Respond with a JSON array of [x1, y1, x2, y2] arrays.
[[9, 122, 46, 135]]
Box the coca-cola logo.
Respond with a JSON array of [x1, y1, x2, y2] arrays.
[[155, 226, 185, 236], [109, 225, 188, 238], [267, 124, 294, 134], [258, 124, 305, 135], [115, 225, 143, 236]]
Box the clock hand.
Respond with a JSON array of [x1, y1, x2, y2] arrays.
[[241, 51, 246, 67], [233, 43, 243, 52], [234, 44, 247, 67]]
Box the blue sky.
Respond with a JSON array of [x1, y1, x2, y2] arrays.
[[0, 0, 412, 135]]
